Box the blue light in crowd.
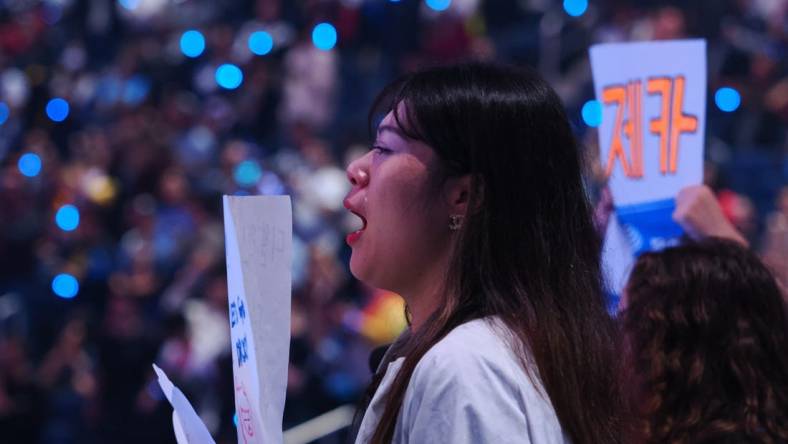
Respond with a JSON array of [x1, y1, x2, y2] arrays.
[[715, 87, 740, 112], [52, 273, 79, 299], [18, 153, 42, 177], [123, 75, 151, 106], [216, 64, 243, 90], [426, 0, 451, 11], [234, 160, 262, 186], [0, 102, 9, 125], [180, 30, 206, 58], [46, 98, 69, 122], [118, 0, 139, 10], [249, 31, 274, 56], [312, 23, 337, 51], [233, 413, 238, 427], [56, 204, 80, 231], [563, 0, 588, 17], [581, 100, 603, 127]]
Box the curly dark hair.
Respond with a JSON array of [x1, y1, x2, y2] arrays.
[[622, 238, 788, 444]]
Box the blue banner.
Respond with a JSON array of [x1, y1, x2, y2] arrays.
[[615, 198, 683, 256]]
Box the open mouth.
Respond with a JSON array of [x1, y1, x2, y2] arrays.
[[351, 211, 367, 231], [346, 209, 367, 245], [343, 197, 367, 245]]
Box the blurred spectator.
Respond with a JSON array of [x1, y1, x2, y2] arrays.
[[762, 186, 788, 288], [0, 335, 44, 444], [280, 35, 338, 133], [36, 314, 96, 443]]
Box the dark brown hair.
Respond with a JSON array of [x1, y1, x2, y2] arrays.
[[361, 62, 626, 443], [623, 238, 788, 443]]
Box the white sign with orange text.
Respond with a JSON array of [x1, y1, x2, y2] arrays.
[[591, 39, 706, 297]]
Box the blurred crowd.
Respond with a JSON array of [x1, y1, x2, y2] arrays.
[[0, 0, 785, 443]]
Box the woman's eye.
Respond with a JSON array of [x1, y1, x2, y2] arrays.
[[372, 145, 392, 155]]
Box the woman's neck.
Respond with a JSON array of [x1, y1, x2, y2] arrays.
[[395, 239, 454, 332], [399, 264, 449, 333], [404, 292, 440, 332]]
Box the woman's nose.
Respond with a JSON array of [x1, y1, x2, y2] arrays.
[[346, 156, 370, 187]]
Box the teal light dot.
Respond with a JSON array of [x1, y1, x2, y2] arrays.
[[180, 30, 206, 58], [425, 0, 451, 11], [55, 204, 80, 231], [46, 98, 70, 122], [312, 23, 337, 51], [234, 160, 262, 187], [249, 31, 274, 56], [715, 87, 740, 112], [18, 153, 42, 177], [582, 100, 603, 127], [216, 64, 243, 90], [52, 273, 79, 299], [563, 0, 588, 17]]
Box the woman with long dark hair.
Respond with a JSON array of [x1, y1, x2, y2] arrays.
[[622, 239, 788, 443], [343, 62, 624, 443]]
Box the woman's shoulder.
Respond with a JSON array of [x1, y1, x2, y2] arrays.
[[399, 318, 568, 443], [408, 316, 549, 405], [416, 317, 524, 379]]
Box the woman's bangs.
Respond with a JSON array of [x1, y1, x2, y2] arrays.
[[367, 77, 427, 143]]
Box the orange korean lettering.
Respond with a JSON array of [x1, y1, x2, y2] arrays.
[[668, 76, 698, 173], [602, 85, 631, 177], [647, 77, 672, 174], [636, 80, 644, 177], [623, 80, 644, 178]]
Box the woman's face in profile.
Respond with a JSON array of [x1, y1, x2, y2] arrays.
[[343, 109, 451, 294]]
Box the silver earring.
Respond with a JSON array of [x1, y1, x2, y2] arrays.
[[449, 214, 463, 231]]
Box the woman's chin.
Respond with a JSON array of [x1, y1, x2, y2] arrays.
[[348, 254, 367, 281], [349, 255, 385, 289]]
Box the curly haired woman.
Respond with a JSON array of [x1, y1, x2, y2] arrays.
[[622, 238, 788, 443]]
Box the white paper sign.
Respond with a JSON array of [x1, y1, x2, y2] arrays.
[[223, 195, 292, 444], [153, 364, 216, 444], [591, 39, 707, 297], [590, 39, 706, 206], [600, 216, 634, 308]]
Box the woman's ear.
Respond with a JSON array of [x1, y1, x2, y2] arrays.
[[443, 174, 482, 215]]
